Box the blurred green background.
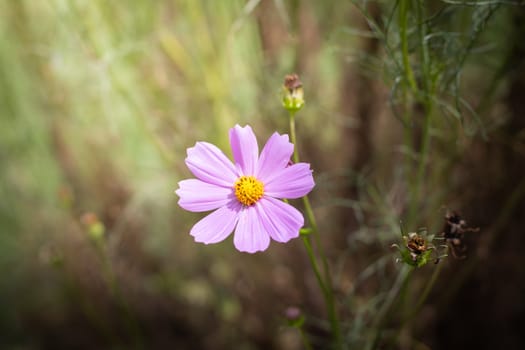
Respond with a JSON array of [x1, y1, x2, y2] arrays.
[[1, 0, 525, 349]]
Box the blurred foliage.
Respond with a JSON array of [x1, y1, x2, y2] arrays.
[[1, 0, 525, 349]]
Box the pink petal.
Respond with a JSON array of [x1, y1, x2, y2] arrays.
[[256, 132, 294, 182], [186, 142, 238, 187], [264, 163, 315, 199], [233, 205, 270, 253], [176, 179, 234, 212], [229, 125, 259, 175], [257, 197, 304, 243], [190, 201, 241, 244]]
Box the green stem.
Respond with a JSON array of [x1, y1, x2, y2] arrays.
[[366, 265, 412, 350], [414, 262, 442, 310], [298, 326, 314, 350], [289, 112, 300, 163], [94, 240, 144, 349], [407, 0, 434, 226], [399, 0, 417, 93], [301, 235, 329, 296], [404, 261, 443, 324], [55, 256, 120, 345], [398, 0, 416, 223], [409, 107, 431, 223], [414, 0, 432, 200], [289, 112, 342, 348]]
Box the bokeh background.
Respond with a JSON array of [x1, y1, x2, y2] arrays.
[[1, 0, 525, 349]]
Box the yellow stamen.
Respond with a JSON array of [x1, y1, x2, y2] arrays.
[[234, 176, 264, 206]]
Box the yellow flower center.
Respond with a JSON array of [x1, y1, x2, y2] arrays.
[[234, 176, 264, 206]]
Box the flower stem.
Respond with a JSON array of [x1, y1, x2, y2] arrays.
[[289, 112, 342, 348], [405, 261, 443, 323], [298, 326, 314, 350], [93, 239, 144, 349], [393, 261, 444, 347], [397, 0, 436, 227], [289, 112, 300, 164], [366, 264, 412, 350], [409, 0, 435, 226], [399, 0, 417, 94]]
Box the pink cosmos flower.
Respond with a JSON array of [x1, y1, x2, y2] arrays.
[[175, 124, 315, 253]]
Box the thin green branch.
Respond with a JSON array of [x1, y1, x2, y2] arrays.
[[399, 0, 418, 93], [366, 265, 412, 350], [289, 112, 342, 349]]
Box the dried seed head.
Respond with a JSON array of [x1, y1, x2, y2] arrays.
[[441, 211, 479, 259], [284, 74, 302, 90], [396, 231, 436, 267], [282, 73, 305, 112]]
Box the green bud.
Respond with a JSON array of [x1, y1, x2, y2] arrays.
[[89, 222, 105, 241], [282, 74, 304, 112], [81, 212, 105, 242], [285, 306, 305, 328]]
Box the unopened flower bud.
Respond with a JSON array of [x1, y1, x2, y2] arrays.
[[284, 306, 305, 328], [282, 74, 304, 112], [81, 212, 105, 242]]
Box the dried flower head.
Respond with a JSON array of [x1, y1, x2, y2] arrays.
[[284, 74, 303, 90], [441, 211, 479, 259], [393, 230, 436, 267], [406, 232, 429, 259], [405, 232, 434, 267], [282, 74, 304, 112]]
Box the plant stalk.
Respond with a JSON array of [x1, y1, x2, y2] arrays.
[[289, 112, 342, 349]]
